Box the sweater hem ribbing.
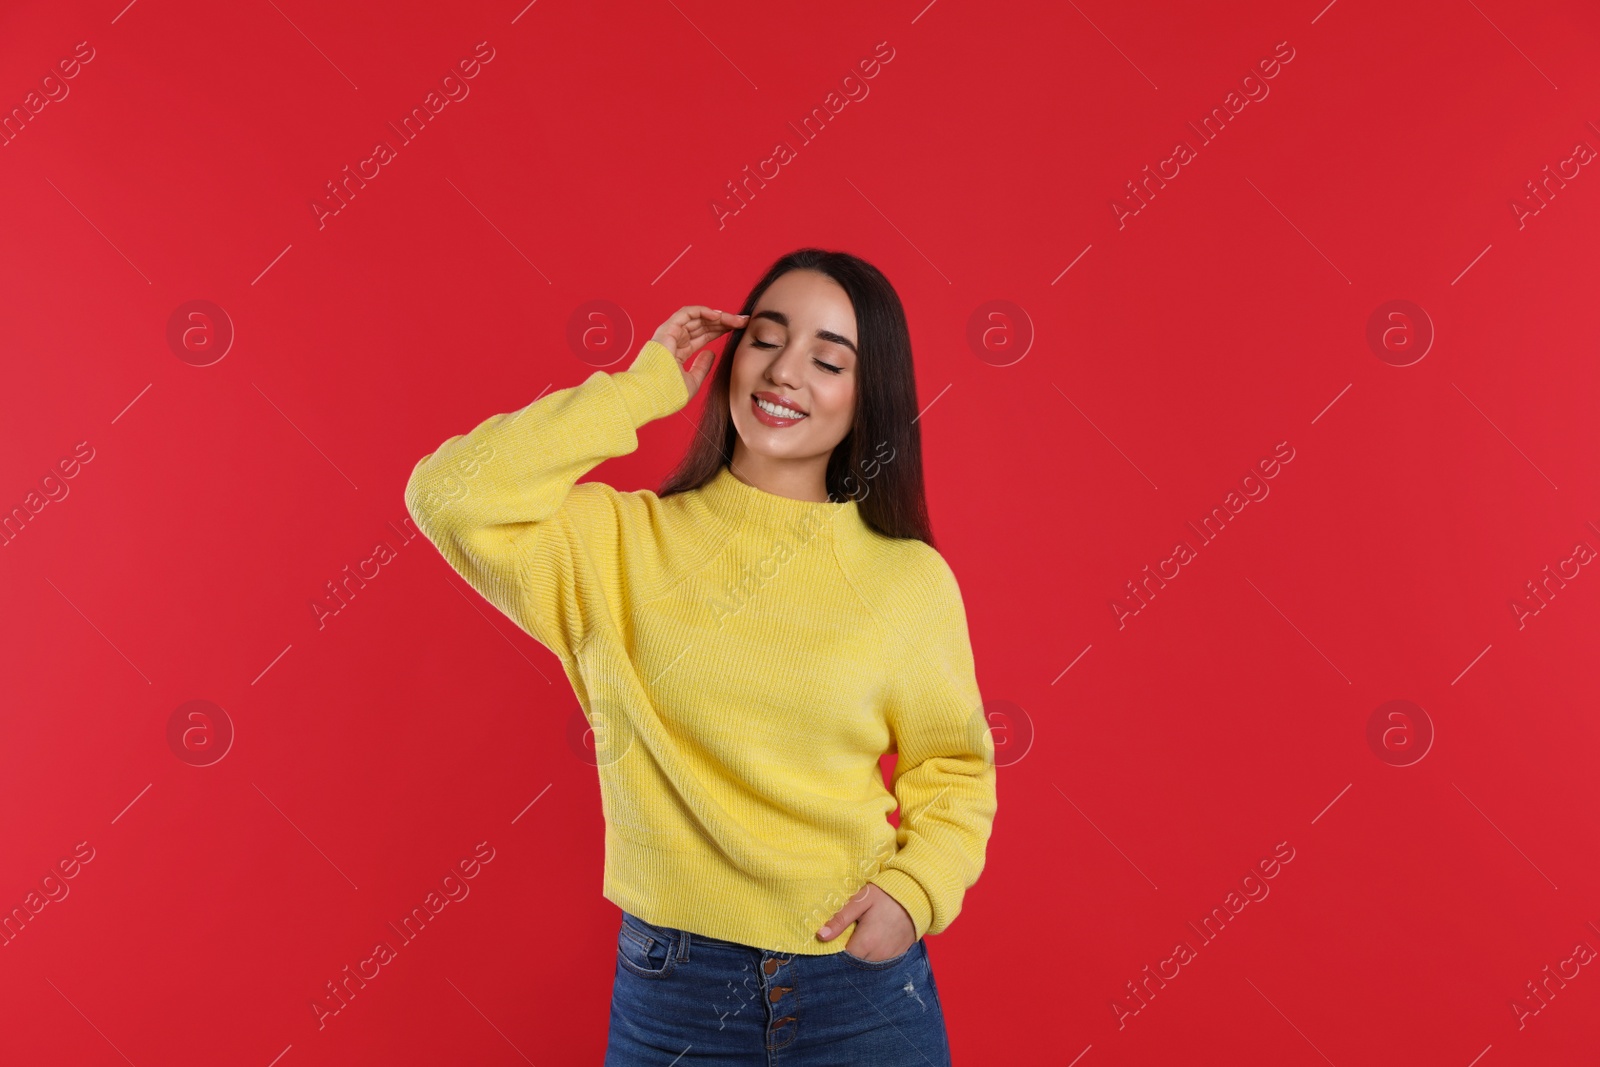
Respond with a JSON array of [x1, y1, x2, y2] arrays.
[[603, 832, 887, 957]]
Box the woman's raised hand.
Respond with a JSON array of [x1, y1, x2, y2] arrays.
[[652, 306, 749, 402]]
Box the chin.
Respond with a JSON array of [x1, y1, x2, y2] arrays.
[[742, 439, 807, 460], [737, 430, 813, 461]]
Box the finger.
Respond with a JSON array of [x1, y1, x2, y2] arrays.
[[698, 306, 745, 329], [818, 885, 873, 940], [671, 307, 742, 353], [670, 307, 710, 338], [817, 907, 860, 941], [657, 314, 688, 351], [684, 320, 728, 349]]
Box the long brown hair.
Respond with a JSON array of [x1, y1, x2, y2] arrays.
[[658, 248, 935, 547]]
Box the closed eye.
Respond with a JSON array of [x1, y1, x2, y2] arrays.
[[751, 339, 845, 374]]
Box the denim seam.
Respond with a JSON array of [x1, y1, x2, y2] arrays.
[[839, 937, 919, 970]]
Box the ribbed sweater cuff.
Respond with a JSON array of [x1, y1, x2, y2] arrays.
[[610, 339, 689, 428], [869, 867, 934, 942]]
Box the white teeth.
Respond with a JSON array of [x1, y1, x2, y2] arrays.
[[756, 397, 806, 419]]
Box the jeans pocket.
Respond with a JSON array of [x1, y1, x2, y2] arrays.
[[840, 937, 919, 970], [617, 917, 676, 979]]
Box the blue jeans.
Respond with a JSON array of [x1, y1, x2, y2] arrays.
[[605, 911, 953, 1066]]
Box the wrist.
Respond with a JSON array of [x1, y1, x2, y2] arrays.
[[611, 339, 690, 426]]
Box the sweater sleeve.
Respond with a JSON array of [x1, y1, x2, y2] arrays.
[[402, 339, 689, 661], [867, 550, 998, 941]]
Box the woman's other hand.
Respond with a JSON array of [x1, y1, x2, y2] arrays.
[[816, 883, 917, 962], [652, 306, 749, 402]]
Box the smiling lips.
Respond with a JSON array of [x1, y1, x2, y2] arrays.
[[752, 392, 807, 425]]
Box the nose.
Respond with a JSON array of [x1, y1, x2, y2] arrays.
[[764, 350, 803, 390]]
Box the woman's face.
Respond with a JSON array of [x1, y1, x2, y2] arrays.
[[727, 269, 858, 466]]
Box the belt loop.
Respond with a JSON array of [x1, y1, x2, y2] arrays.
[[677, 926, 691, 962]]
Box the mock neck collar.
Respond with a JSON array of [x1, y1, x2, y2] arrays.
[[695, 463, 864, 539]]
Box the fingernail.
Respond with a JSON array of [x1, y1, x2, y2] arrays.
[[818, 926, 831, 937]]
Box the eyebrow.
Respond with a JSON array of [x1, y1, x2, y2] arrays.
[[749, 309, 858, 356]]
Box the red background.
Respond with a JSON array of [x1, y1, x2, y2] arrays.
[[3, 0, 1598, 1063]]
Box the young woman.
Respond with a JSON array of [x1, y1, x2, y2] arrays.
[[405, 248, 997, 1065]]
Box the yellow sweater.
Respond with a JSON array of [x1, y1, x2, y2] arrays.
[[403, 339, 997, 955]]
